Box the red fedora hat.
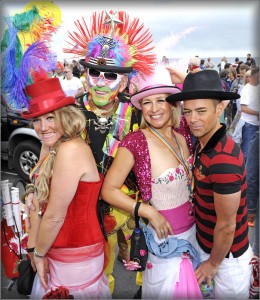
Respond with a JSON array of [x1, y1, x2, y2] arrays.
[[22, 78, 76, 119]]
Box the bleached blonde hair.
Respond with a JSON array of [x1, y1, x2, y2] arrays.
[[35, 105, 87, 203]]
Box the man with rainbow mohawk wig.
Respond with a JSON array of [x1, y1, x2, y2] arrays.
[[64, 10, 157, 295]]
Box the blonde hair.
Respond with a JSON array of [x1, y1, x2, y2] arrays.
[[139, 104, 180, 129], [244, 70, 251, 85], [35, 105, 87, 203]]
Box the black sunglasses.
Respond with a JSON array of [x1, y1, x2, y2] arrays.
[[88, 68, 119, 81]]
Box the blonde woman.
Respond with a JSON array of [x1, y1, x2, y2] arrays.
[[23, 78, 110, 299], [101, 66, 202, 299]]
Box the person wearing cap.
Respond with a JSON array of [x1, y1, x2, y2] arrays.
[[101, 66, 202, 299], [63, 10, 157, 294], [166, 70, 253, 299], [23, 78, 111, 298]]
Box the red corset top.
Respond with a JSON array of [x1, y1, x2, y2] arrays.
[[52, 174, 104, 248]]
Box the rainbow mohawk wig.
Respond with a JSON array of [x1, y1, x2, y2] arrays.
[[64, 10, 157, 75]]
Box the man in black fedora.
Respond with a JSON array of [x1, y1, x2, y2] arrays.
[[166, 70, 253, 299]]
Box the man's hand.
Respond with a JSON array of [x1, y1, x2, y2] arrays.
[[195, 259, 218, 287], [24, 193, 35, 229]]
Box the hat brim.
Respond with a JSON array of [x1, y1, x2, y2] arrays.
[[22, 96, 76, 119], [166, 90, 240, 103], [131, 86, 181, 110], [79, 59, 133, 74]]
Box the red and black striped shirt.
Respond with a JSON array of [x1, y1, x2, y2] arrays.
[[193, 124, 249, 258]]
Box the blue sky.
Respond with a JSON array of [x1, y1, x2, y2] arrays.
[[1, 0, 259, 62]]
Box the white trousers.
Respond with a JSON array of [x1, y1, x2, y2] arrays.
[[194, 240, 253, 299]]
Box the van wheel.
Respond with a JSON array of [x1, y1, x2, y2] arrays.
[[13, 140, 41, 182]]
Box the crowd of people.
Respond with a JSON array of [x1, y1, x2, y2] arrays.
[[2, 7, 259, 300]]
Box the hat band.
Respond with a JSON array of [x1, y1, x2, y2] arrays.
[[138, 84, 173, 93], [28, 95, 66, 115], [88, 56, 116, 66]]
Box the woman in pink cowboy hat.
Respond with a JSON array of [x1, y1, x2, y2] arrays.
[[23, 78, 111, 299], [101, 65, 202, 299]]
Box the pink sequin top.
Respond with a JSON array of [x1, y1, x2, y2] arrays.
[[119, 129, 193, 202]]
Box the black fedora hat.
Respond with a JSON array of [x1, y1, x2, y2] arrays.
[[166, 70, 240, 103]]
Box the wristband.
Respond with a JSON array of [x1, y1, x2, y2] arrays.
[[27, 247, 35, 253], [34, 248, 45, 258], [131, 202, 137, 217]]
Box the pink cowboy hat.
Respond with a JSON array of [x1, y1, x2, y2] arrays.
[[131, 65, 180, 110]]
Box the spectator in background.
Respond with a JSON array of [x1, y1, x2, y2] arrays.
[[63, 59, 69, 67], [72, 59, 81, 78], [187, 56, 201, 73], [80, 69, 87, 92], [229, 64, 250, 131], [223, 69, 237, 128], [231, 69, 252, 144], [234, 57, 240, 64], [60, 65, 84, 99], [240, 66, 259, 161], [200, 59, 205, 70], [223, 69, 237, 92], [231, 64, 250, 94], [162, 55, 169, 65], [246, 53, 256, 67], [52, 61, 64, 82], [246, 130, 259, 299], [205, 57, 215, 70], [219, 56, 227, 71], [224, 62, 232, 70]]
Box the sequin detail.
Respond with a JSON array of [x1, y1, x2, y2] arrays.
[[120, 130, 151, 201], [119, 129, 193, 202]]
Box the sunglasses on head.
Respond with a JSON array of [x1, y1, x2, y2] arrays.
[[88, 68, 120, 81]]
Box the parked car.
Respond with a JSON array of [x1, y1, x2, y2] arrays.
[[1, 99, 41, 182]]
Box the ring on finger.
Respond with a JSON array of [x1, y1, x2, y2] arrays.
[[161, 229, 165, 234]]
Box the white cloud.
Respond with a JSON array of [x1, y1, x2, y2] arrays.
[[155, 26, 198, 59]]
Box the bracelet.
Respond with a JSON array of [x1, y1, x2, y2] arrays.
[[134, 201, 142, 218], [34, 248, 45, 258], [27, 247, 35, 253], [131, 202, 137, 217]]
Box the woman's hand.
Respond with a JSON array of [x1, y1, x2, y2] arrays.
[[34, 256, 49, 290], [146, 206, 174, 239], [28, 252, 36, 272]]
